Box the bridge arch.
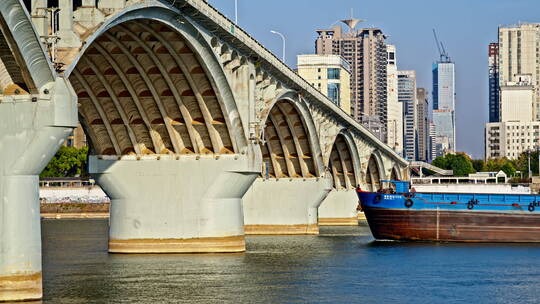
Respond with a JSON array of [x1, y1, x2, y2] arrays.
[[260, 94, 323, 178], [365, 152, 385, 191], [327, 131, 360, 190], [390, 166, 402, 181], [65, 5, 247, 156]]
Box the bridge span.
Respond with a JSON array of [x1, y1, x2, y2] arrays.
[[0, 0, 407, 301]]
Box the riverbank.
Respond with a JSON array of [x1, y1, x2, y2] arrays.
[[40, 203, 109, 219]]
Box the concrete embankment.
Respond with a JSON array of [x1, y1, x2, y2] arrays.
[[40, 203, 109, 219]]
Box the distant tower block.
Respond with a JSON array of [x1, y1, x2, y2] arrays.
[[56, 0, 81, 48]]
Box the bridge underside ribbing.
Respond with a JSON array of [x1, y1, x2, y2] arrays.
[[319, 133, 361, 225], [70, 20, 235, 156]]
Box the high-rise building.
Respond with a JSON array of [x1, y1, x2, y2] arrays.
[[500, 75, 534, 122], [386, 44, 403, 155], [315, 22, 388, 141], [296, 54, 351, 114], [488, 43, 500, 122], [433, 110, 454, 157], [398, 70, 417, 161], [428, 121, 437, 162], [432, 60, 456, 154], [498, 23, 540, 120], [416, 88, 429, 162], [485, 121, 540, 159]]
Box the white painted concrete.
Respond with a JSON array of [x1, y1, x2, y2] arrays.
[[90, 155, 259, 241], [318, 189, 358, 221], [243, 177, 332, 227], [413, 184, 531, 194]]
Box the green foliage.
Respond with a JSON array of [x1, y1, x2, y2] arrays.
[[40, 146, 88, 178], [471, 159, 486, 172], [431, 153, 475, 176], [500, 162, 516, 177]]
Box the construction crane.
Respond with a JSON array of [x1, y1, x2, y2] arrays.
[[432, 29, 451, 63]]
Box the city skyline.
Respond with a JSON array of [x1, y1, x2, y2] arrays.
[[208, 0, 540, 159]]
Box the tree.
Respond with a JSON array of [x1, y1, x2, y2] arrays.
[[500, 162, 516, 177], [40, 146, 89, 178], [431, 153, 475, 176], [471, 159, 486, 172], [432, 156, 448, 171]]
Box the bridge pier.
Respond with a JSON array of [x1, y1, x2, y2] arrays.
[[90, 155, 258, 253], [318, 189, 359, 226], [0, 80, 76, 302], [243, 177, 332, 235]]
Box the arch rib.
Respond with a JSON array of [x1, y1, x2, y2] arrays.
[[115, 24, 203, 154], [268, 113, 297, 177], [138, 23, 226, 154], [116, 24, 192, 154], [264, 140, 283, 178], [72, 70, 122, 155], [275, 103, 310, 177], [91, 42, 165, 154], [81, 57, 143, 154], [104, 32, 177, 154], [335, 140, 353, 189]]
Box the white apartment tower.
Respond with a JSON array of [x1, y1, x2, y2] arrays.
[[386, 45, 403, 155], [398, 70, 417, 161], [498, 23, 540, 119]]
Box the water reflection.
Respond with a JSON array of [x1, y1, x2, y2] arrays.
[[42, 219, 540, 303]]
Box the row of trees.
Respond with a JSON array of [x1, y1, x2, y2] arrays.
[[431, 151, 540, 177]]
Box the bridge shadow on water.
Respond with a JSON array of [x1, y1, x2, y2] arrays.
[[41, 219, 540, 304]]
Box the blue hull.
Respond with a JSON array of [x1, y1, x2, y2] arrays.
[[357, 188, 540, 242]]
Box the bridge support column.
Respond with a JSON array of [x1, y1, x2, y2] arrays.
[[243, 177, 332, 235], [318, 189, 359, 226], [90, 155, 258, 253], [0, 79, 77, 302], [0, 176, 43, 302]]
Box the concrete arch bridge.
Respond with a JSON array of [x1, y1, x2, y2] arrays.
[[0, 0, 407, 301]]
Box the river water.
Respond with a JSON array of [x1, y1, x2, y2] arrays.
[[41, 219, 540, 303]]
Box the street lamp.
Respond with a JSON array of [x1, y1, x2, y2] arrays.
[[270, 30, 286, 63], [234, 0, 238, 24]]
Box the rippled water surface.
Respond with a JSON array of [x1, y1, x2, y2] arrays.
[[41, 219, 540, 303]]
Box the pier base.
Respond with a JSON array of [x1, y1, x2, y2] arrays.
[[318, 189, 359, 226], [243, 177, 332, 235], [90, 156, 258, 253], [0, 176, 43, 302]]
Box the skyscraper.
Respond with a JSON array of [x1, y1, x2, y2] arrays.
[[488, 43, 500, 122], [498, 23, 540, 119], [416, 88, 429, 162], [432, 60, 456, 154], [386, 44, 403, 155], [398, 70, 417, 161], [315, 22, 388, 141]]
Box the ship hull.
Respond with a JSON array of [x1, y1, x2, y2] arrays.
[[363, 206, 540, 242], [357, 189, 540, 242]]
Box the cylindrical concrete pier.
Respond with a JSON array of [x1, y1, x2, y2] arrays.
[[318, 189, 360, 226], [0, 176, 43, 302], [243, 177, 332, 235], [90, 155, 258, 253]]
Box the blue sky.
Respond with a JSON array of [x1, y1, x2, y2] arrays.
[[208, 0, 540, 159]]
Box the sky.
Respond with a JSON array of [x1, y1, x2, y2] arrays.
[[208, 0, 540, 159]]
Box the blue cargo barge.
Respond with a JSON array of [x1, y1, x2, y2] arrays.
[[357, 181, 540, 242]]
